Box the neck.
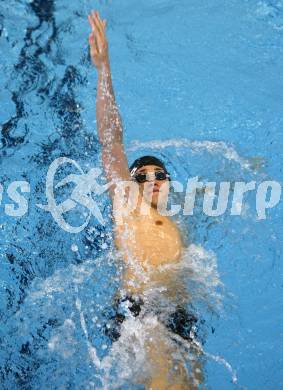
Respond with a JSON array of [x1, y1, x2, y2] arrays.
[[133, 194, 161, 218]]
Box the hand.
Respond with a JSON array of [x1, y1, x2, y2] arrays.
[[88, 10, 108, 69]]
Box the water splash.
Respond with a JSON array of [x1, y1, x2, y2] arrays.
[[129, 138, 255, 171], [0, 244, 237, 388]]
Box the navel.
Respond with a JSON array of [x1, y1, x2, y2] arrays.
[[155, 220, 163, 225]]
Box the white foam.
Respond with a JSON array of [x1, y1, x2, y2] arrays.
[[14, 245, 232, 387], [141, 243, 224, 314]]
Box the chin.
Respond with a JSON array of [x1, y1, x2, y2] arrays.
[[143, 190, 168, 209], [153, 195, 167, 209], [143, 195, 158, 209]]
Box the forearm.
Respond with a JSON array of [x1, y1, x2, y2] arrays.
[[96, 60, 123, 146]]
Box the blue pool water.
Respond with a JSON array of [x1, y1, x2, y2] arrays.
[[0, 0, 283, 388]]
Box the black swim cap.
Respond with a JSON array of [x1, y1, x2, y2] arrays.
[[129, 155, 169, 176]]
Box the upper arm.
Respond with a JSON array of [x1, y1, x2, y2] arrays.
[[101, 142, 132, 200]]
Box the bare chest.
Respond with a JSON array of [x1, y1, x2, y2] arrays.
[[115, 215, 183, 267]]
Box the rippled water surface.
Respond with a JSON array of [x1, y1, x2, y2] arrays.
[[0, 0, 283, 389]]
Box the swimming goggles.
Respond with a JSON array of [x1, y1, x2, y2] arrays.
[[132, 170, 170, 183]]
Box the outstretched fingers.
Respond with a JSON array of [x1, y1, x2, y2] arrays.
[[88, 13, 100, 42], [88, 10, 107, 37], [88, 16, 101, 49], [94, 11, 105, 30], [87, 9, 108, 64], [92, 11, 104, 37]]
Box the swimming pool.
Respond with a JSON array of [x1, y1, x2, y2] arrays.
[[0, 0, 282, 388]]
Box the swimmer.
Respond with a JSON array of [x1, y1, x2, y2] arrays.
[[88, 10, 203, 389]]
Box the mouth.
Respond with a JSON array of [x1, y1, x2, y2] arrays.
[[146, 187, 159, 195]]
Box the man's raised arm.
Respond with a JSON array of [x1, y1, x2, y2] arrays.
[[88, 10, 131, 199]]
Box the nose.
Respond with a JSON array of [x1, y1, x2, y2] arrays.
[[147, 179, 160, 192], [146, 172, 156, 182]]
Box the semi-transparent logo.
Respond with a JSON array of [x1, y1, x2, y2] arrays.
[[0, 157, 281, 232]]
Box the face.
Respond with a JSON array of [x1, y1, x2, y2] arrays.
[[133, 164, 170, 208]]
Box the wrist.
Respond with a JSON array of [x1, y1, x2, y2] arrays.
[[97, 59, 110, 74]]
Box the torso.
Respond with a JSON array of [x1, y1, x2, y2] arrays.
[[114, 209, 183, 294]]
